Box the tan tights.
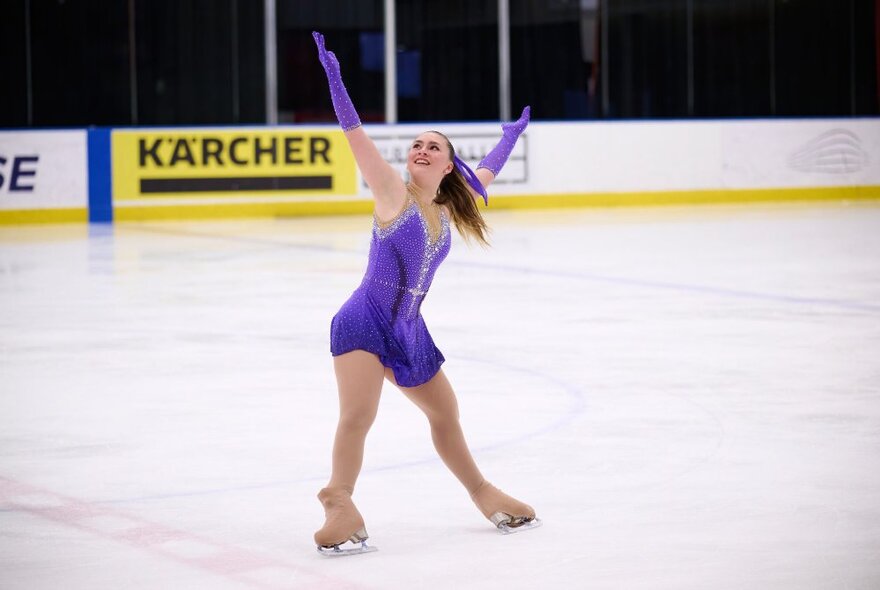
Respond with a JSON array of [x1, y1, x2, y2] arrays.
[[326, 350, 485, 495]]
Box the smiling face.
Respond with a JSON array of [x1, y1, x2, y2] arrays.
[[406, 131, 454, 186]]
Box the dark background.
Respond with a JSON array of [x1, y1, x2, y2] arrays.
[[1, 0, 877, 127]]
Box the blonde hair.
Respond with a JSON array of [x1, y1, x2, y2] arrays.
[[428, 131, 490, 246]]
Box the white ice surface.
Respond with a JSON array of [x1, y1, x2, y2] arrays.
[[1, 202, 879, 589]]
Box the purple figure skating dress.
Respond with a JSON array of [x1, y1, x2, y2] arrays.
[[331, 195, 451, 387]]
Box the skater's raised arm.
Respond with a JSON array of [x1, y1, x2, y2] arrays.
[[313, 31, 405, 219], [468, 106, 531, 200]]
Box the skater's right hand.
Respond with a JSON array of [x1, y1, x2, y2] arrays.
[[310, 31, 363, 131], [313, 31, 342, 80]]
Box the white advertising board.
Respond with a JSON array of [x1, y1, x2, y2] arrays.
[[0, 130, 88, 210], [720, 120, 879, 189], [369, 118, 879, 197]]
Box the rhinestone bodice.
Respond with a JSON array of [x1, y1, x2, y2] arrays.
[[361, 197, 451, 322]]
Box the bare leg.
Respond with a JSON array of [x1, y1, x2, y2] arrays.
[[388, 368, 538, 531], [385, 368, 485, 494], [315, 350, 385, 549], [327, 350, 385, 491]]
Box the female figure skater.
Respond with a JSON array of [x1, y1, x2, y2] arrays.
[[312, 31, 539, 556]]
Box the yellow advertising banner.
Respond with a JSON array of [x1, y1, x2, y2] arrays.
[[112, 128, 357, 200]]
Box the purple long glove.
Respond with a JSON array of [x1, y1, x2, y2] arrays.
[[313, 31, 361, 131], [477, 106, 531, 176]]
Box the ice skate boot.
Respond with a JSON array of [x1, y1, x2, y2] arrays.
[[314, 486, 377, 556], [470, 480, 542, 534]]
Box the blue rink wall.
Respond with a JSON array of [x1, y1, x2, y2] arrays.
[[1, 119, 879, 225]]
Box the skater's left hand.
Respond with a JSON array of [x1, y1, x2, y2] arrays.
[[477, 106, 531, 178], [501, 106, 530, 139]]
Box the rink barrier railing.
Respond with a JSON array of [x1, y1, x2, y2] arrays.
[[5, 187, 877, 225], [2, 120, 879, 224], [102, 186, 880, 223], [0, 186, 880, 225]]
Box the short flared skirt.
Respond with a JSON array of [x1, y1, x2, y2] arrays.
[[330, 287, 445, 387]]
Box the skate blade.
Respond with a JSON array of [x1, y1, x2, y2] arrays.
[[496, 516, 542, 535], [316, 540, 378, 557], [316, 530, 378, 557]]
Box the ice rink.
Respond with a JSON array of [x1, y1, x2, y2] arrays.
[[1, 201, 879, 589]]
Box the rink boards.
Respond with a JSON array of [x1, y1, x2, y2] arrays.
[[1, 118, 879, 223]]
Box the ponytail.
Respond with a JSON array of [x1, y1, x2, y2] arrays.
[[429, 132, 491, 246]]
